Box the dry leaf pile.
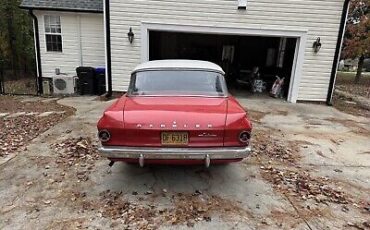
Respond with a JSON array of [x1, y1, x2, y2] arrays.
[[51, 137, 100, 167], [252, 130, 301, 164], [0, 96, 73, 156], [81, 191, 249, 229], [260, 166, 350, 205], [165, 192, 249, 226], [252, 129, 356, 206], [98, 191, 161, 229], [50, 137, 100, 181], [0, 114, 68, 156]]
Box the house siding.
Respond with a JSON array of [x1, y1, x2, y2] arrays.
[[109, 0, 345, 101], [80, 14, 105, 67], [34, 11, 104, 77]]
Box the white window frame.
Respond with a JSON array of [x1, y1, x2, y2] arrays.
[[44, 15, 63, 52]]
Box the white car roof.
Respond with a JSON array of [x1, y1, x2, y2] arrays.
[[132, 60, 225, 75]]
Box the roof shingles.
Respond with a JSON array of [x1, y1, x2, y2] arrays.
[[20, 0, 103, 12]]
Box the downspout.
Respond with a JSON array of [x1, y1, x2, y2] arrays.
[[29, 10, 43, 95], [326, 0, 351, 105], [104, 0, 113, 98]]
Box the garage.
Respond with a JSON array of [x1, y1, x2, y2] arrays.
[[149, 31, 297, 100]]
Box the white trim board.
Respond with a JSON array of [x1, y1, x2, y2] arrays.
[[141, 22, 307, 103]]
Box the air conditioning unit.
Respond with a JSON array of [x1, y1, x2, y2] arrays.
[[53, 75, 77, 95]]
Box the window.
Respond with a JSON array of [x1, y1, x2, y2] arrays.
[[44, 15, 62, 52], [128, 70, 228, 97]]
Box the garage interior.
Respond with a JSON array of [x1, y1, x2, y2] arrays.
[[149, 31, 297, 99]]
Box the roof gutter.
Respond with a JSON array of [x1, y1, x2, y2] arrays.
[[104, 0, 113, 98], [326, 0, 351, 105], [20, 6, 103, 14], [28, 10, 43, 95]]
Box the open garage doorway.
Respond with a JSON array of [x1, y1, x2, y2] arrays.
[[149, 31, 297, 100]]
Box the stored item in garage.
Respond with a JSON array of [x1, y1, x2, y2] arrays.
[[270, 76, 285, 98]]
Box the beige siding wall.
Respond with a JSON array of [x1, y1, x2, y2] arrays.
[[35, 11, 104, 77], [81, 14, 105, 67], [109, 0, 345, 101]]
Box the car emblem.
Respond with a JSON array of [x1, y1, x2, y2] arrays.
[[198, 132, 217, 137]]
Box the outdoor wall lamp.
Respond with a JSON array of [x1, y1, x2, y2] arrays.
[[313, 37, 322, 53], [238, 0, 247, 10], [128, 27, 134, 44]]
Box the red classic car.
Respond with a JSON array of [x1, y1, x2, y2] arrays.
[[97, 60, 252, 167]]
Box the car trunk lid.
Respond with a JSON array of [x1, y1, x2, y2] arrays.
[[122, 96, 227, 147]]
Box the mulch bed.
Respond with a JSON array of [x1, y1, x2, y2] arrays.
[[0, 95, 68, 113]]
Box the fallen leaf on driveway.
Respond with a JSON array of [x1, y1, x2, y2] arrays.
[[43, 200, 51, 205]]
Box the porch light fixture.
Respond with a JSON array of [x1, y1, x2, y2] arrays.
[[238, 0, 247, 9], [313, 37, 322, 53], [128, 27, 134, 44]]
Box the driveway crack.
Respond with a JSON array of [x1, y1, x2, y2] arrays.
[[283, 193, 313, 230]]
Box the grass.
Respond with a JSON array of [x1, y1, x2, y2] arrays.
[[335, 71, 370, 98], [332, 71, 370, 117]]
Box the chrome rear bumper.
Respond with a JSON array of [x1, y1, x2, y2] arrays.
[[98, 146, 251, 167]]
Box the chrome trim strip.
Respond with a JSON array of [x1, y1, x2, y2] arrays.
[[127, 95, 228, 98], [132, 68, 225, 75], [98, 146, 251, 160]]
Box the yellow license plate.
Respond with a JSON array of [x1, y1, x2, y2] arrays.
[[161, 132, 189, 145]]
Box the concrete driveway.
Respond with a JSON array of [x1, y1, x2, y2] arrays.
[[0, 96, 369, 230]]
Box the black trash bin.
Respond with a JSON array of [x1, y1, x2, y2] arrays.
[[95, 67, 106, 95], [76, 67, 96, 95]]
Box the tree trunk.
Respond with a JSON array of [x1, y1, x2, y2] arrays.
[[6, 7, 13, 76], [355, 55, 365, 84]]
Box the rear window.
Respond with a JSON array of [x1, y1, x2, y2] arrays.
[[128, 70, 227, 97]]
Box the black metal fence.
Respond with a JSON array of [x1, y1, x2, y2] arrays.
[[0, 60, 38, 95]]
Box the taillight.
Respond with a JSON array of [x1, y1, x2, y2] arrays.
[[239, 131, 251, 144], [98, 130, 111, 142]]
